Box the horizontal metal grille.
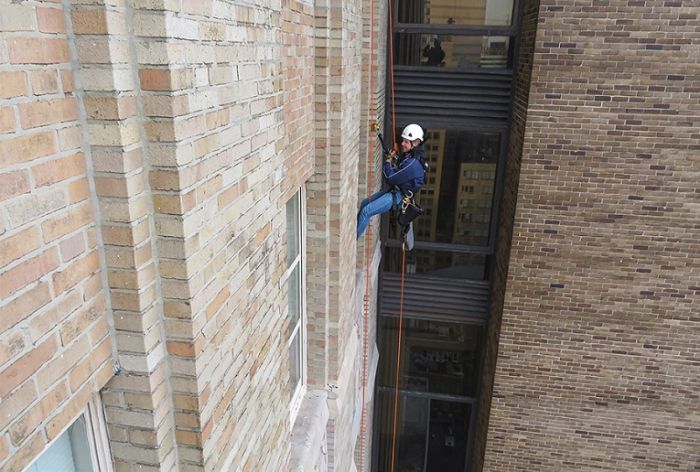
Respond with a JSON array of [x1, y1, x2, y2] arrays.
[[380, 272, 489, 321], [393, 67, 512, 125]]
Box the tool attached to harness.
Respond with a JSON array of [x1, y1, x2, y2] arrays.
[[398, 192, 420, 252], [396, 190, 424, 228]]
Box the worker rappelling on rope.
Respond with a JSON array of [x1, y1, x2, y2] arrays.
[[356, 124, 427, 242]]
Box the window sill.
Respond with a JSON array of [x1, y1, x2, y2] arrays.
[[290, 389, 329, 472]]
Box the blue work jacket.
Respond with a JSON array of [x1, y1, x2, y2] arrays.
[[382, 146, 426, 195]]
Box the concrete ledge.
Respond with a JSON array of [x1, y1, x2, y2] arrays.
[[290, 389, 329, 471]]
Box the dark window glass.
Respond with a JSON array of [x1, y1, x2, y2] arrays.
[[375, 391, 472, 472], [378, 317, 482, 397], [426, 400, 470, 471], [390, 129, 500, 247], [375, 391, 430, 472], [398, 0, 514, 26], [384, 247, 488, 280], [396, 33, 511, 69]]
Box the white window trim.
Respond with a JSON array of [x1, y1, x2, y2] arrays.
[[284, 187, 307, 425], [85, 395, 114, 472], [23, 394, 113, 472]]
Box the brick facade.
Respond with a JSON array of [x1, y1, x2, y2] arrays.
[[471, 0, 540, 469], [16, 1, 697, 471], [1, 0, 385, 471], [483, 0, 700, 470], [0, 2, 113, 470]]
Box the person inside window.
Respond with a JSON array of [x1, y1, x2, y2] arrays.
[[423, 36, 446, 66], [357, 124, 426, 239]]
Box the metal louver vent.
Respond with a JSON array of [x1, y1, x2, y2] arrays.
[[380, 272, 489, 322], [393, 67, 512, 125]]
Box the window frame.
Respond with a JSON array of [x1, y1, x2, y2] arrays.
[[373, 314, 485, 472], [383, 126, 508, 264], [393, 0, 519, 33], [283, 188, 307, 424], [392, 0, 520, 71]]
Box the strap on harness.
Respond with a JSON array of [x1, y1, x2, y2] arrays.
[[390, 187, 414, 212], [400, 190, 414, 213]]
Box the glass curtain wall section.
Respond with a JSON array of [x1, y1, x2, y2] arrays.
[[387, 128, 502, 249], [384, 127, 504, 285], [375, 317, 483, 471], [396, 34, 512, 69], [395, 0, 516, 70], [374, 0, 521, 470]]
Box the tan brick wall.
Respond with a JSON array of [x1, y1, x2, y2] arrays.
[[67, 1, 181, 469], [1, 0, 385, 471], [307, 0, 386, 469], [0, 2, 114, 471], [484, 1, 700, 470], [118, 2, 294, 469], [307, 0, 334, 390]]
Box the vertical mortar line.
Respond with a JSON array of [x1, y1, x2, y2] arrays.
[[123, 1, 181, 466], [63, 0, 120, 370]]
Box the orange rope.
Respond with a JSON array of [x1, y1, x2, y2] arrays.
[[389, 244, 407, 472]]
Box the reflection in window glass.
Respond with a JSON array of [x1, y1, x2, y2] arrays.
[[396, 33, 511, 69], [398, 0, 514, 26], [384, 247, 488, 280], [390, 129, 500, 247], [375, 391, 429, 472], [288, 330, 301, 397], [378, 317, 482, 397], [287, 264, 301, 325], [286, 195, 300, 266], [426, 400, 470, 471], [375, 391, 473, 471]]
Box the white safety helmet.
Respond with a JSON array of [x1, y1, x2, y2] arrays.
[[401, 124, 424, 143]]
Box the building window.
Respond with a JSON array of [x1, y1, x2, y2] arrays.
[[26, 398, 112, 472], [398, 0, 514, 26], [391, 128, 501, 251], [285, 188, 306, 421], [396, 33, 512, 69], [395, 0, 516, 69], [375, 317, 482, 471]]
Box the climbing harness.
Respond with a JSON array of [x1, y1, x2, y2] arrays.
[[397, 191, 424, 229]]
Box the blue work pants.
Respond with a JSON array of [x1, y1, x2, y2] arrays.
[[356, 190, 402, 239]]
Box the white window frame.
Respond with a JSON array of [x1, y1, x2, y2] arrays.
[[84, 395, 113, 472], [23, 395, 113, 472], [283, 188, 307, 424]]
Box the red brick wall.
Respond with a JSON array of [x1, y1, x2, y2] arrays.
[[484, 1, 700, 470], [0, 3, 113, 470]]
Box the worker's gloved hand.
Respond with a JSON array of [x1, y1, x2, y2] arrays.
[[385, 149, 398, 164]]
